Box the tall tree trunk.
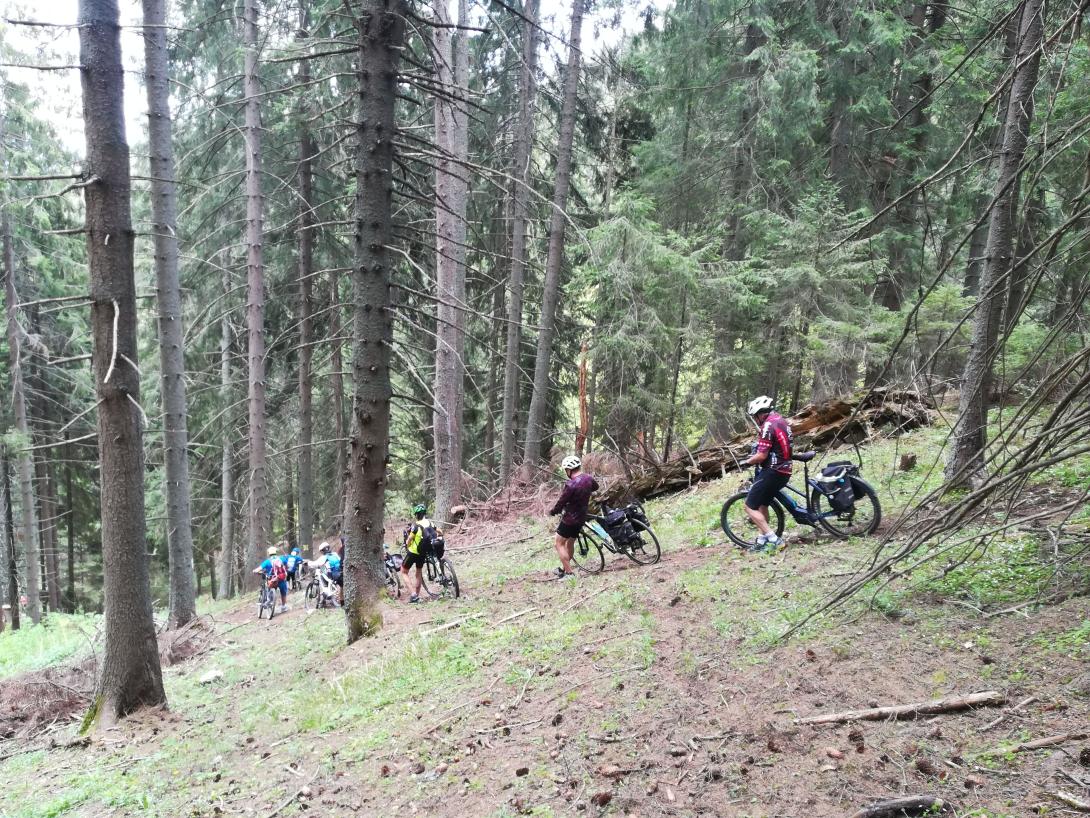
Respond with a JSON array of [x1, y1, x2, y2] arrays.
[[65, 436, 75, 611], [36, 455, 61, 612], [2, 448, 17, 630], [217, 266, 235, 600], [432, 0, 470, 523], [330, 271, 346, 531], [499, 0, 540, 485], [79, 0, 166, 723], [523, 0, 586, 472], [662, 291, 687, 461], [0, 444, 8, 628], [1003, 184, 1044, 336], [285, 456, 296, 548], [343, 0, 405, 644], [575, 342, 589, 455], [945, 0, 1043, 487], [1, 211, 40, 624], [296, 3, 315, 557], [143, 0, 196, 628], [243, 0, 270, 586], [484, 273, 504, 479]]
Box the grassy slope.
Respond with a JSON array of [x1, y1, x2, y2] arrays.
[[1, 421, 1088, 818]]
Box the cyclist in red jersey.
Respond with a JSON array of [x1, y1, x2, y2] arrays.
[[741, 395, 793, 551]]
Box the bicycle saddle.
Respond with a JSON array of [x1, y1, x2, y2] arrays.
[[792, 450, 816, 462]]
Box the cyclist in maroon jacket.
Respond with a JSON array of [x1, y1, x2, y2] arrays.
[[548, 455, 599, 578], [741, 395, 792, 551]]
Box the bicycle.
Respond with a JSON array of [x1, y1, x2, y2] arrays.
[[383, 547, 402, 600], [419, 547, 459, 600], [289, 562, 307, 592], [571, 502, 661, 574], [257, 583, 278, 621], [719, 451, 881, 549], [303, 569, 340, 611]]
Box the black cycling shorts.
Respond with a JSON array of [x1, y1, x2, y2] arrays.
[[745, 469, 791, 510], [556, 520, 582, 539], [402, 551, 425, 570], [332, 573, 343, 587]]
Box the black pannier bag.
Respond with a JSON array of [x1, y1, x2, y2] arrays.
[[818, 462, 857, 513], [602, 508, 637, 545], [625, 503, 649, 528]]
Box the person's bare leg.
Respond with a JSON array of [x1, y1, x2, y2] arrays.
[[554, 532, 574, 574], [400, 566, 414, 599], [414, 565, 423, 597], [744, 504, 772, 535]]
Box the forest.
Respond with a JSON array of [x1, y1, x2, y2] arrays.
[[0, 0, 1088, 815]]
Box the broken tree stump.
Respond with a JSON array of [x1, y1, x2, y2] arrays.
[[795, 691, 1005, 725], [898, 453, 917, 471], [848, 795, 952, 818]]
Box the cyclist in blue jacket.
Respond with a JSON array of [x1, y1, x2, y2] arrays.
[[252, 546, 290, 612]]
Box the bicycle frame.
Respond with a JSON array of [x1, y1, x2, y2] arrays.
[[751, 459, 842, 525]]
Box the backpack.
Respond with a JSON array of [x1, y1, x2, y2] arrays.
[[818, 463, 857, 513], [326, 552, 342, 578], [270, 556, 288, 583], [420, 524, 445, 559]]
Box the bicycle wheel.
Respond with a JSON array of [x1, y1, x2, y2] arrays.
[[441, 559, 460, 598], [720, 491, 784, 549], [257, 589, 267, 620], [625, 520, 661, 565], [571, 526, 606, 574], [384, 567, 401, 600], [303, 580, 319, 611], [810, 477, 882, 539]]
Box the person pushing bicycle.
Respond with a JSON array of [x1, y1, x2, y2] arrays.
[[548, 455, 599, 578], [308, 542, 343, 606], [401, 503, 443, 604], [741, 396, 792, 552], [253, 545, 290, 613]]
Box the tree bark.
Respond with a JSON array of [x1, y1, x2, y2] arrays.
[[499, 0, 540, 486], [243, 0, 270, 585], [522, 0, 586, 472], [2, 448, 17, 630], [432, 0, 470, 523], [217, 265, 235, 600], [79, 0, 166, 723], [296, 2, 315, 557], [285, 454, 296, 548], [343, 0, 406, 644], [1, 210, 40, 624], [0, 445, 8, 627], [143, 0, 196, 628], [946, 0, 1043, 487], [65, 436, 75, 611], [35, 454, 61, 612], [330, 271, 346, 531]]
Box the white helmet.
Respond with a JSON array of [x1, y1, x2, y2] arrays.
[[747, 395, 774, 416], [319, 541, 331, 553], [561, 455, 581, 471]]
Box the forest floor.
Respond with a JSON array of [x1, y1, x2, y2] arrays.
[[1, 421, 1089, 818]]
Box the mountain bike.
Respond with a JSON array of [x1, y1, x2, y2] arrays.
[[719, 451, 881, 549], [290, 561, 307, 592], [571, 502, 661, 574], [303, 569, 339, 611], [257, 583, 278, 621], [420, 548, 459, 600]]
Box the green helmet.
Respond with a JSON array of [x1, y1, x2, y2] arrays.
[[412, 502, 427, 516]]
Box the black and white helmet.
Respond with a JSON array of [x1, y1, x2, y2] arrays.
[[747, 395, 774, 416], [561, 455, 581, 471]]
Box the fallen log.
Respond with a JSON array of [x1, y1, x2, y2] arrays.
[[795, 690, 1005, 725], [1049, 791, 1090, 813], [1009, 731, 1087, 753], [598, 388, 936, 506], [848, 795, 952, 818]]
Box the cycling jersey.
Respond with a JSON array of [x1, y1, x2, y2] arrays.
[[284, 552, 303, 574], [549, 472, 600, 527], [259, 556, 287, 580], [755, 412, 793, 475], [325, 552, 342, 578]]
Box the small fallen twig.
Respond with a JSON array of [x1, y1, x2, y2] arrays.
[[795, 691, 1004, 725], [266, 768, 319, 818], [979, 695, 1038, 732], [1049, 791, 1090, 812], [494, 607, 537, 626], [546, 663, 648, 705], [420, 615, 480, 636], [589, 732, 640, 743]]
